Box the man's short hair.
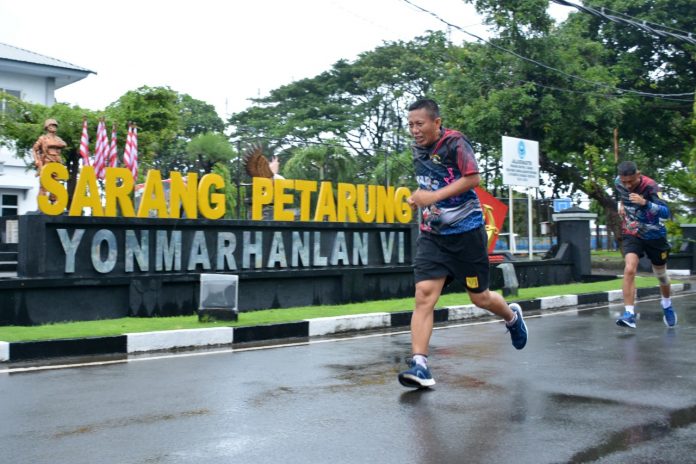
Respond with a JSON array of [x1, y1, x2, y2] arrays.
[[408, 98, 440, 120], [617, 161, 638, 176]]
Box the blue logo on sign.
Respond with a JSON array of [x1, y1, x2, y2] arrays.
[[553, 198, 572, 212], [517, 140, 526, 159]]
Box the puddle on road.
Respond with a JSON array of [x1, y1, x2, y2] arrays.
[[549, 392, 627, 408], [437, 372, 502, 390], [569, 403, 696, 463], [52, 408, 210, 438], [252, 362, 399, 406], [251, 386, 296, 406], [325, 361, 398, 389]]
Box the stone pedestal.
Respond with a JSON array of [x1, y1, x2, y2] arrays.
[[552, 206, 597, 280], [198, 274, 238, 322]]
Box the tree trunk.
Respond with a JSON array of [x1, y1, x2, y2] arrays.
[[586, 182, 623, 251]]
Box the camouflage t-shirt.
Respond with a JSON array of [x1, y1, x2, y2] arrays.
[[412, 128, 483, 235], [614, 174, 670, 239]]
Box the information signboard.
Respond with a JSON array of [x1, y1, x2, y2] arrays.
[[502, 136, 539, 187]]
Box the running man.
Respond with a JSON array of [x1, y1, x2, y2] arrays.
[[615, 160, 676, 328], [398, 98, 528, 389]]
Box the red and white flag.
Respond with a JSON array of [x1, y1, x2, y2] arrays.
[[130, 125, 138, 180], [93, 118, 109, 179], [79, 118, 91, 166], [123, 123, 138, 181], [123, 124, 132, 171], [108, 123, 118, 168]]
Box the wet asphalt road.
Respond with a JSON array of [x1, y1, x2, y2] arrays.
[[2, 293, 696, 464]]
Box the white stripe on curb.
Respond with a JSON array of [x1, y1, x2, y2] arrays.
[[0, 342, 8, 362], [671, 283, 685, 292], [608, 283, 683, 303], [668, 269, 690, 276], [308, 313, 390, 337], [126, 327, 234, 354], [607, 290, 623, 302], [539, 295, 578, 309], [448, 305, 488, 321]]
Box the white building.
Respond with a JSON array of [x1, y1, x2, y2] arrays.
[[0, 42, 93, 215]]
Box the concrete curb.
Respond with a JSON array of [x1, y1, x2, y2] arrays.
[[308, 313, 391, 337], [0, 283, 691, 363], [126, 327, 234, 354], [539, 295, 578, 309], [0, 342, 8, 362]]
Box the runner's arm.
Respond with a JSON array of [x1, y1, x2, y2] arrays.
[[630, 190, 670, 219], [645, 194, 670, 219], [409, 174, 480, 207]]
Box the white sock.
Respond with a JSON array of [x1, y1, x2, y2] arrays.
[[661, 298, 672, 309], [506, 312, 518, 327], [625, 305, 635, 314], [413, 354, 428, 367]]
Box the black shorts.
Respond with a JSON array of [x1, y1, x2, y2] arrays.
[[414, 225, 489, 293], [622, 234, 670, 266]]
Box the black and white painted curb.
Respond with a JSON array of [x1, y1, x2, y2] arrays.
[[1, 283, 690, 363]]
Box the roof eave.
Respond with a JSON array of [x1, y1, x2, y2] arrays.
[[0, 59, 95, 89]]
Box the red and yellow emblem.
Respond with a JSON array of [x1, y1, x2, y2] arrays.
[[474, 187, 508, 253]]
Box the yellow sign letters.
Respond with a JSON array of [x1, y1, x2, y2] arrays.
[[250, 177, 412, 224], [39, 166, 412, 224], [39, 165, 225, 220]]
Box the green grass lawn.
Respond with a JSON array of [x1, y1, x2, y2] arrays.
[[0, 276, 662, 342], [591, 249, 625, 269], [591, 250, 622, 258]]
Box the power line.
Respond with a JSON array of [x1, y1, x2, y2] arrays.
[[521, 79, 693, 102], [402, 0, 695, 101], [595, 5, 693, 36], [551, 0, 696, 45]]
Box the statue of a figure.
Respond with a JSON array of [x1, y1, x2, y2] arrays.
[[32, 118, 67, 203], [243, 145, 286, 219], [243, 145, 284, 179]]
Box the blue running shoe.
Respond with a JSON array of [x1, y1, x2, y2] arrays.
[[616, 311, 636, 328], [663, 306, 677, 328], [507, 303, 528, 350], [398, 359, 435, 388]]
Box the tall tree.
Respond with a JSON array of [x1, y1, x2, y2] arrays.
[[228, 32, 451, 182], [186, 132, 235, 174], [0, 94, 98, 202], [178, 94, 225, 138], [211, 162, 237, 219], [105, 86, 226, 178], [439, 0, 695, 239], [104, 85, 180, 170], [666, 97, 696, 220], [2, 86, 230, 195], [282, 142, 357, 183], [371, 148, 415, 189]]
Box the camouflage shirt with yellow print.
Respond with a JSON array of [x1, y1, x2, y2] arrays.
[[614, 174, 670, 239]]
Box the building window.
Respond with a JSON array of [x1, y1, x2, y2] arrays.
[[1, 193, 18, 217], [1, 88, 21, 115]]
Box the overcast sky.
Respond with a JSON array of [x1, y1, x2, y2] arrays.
[[1, 0, 570, 119]]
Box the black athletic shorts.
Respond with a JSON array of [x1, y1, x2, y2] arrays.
[[622, 234, 670, 266], [414, 225, 489, 293]]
